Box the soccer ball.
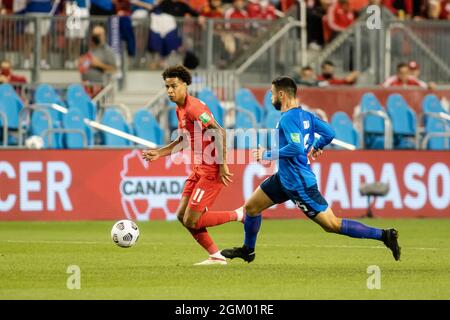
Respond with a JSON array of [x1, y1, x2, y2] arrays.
[[111, 219, 140, 248], [25, 135, 44, 149]]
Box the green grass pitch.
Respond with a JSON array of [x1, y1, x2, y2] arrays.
[[0, 219, 449, 299]]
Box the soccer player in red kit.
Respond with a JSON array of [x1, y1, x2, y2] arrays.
[[142, 65, 243, 265]]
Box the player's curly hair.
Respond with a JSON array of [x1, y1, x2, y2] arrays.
[[272, 76, 297, 97], [162, 65, 192, 85]]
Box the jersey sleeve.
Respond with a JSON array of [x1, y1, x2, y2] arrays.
[[263, 112, 304, 160], [186, 103, 215, 129], [313, 116, 335, 150]]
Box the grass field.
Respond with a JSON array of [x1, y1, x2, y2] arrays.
[[0, 219, 449, 300]]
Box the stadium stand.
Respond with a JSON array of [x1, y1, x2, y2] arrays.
[[235, 88, 264, 126], [100, 108, 133, 147], [63, 108, 93, 149], [359, 92, 388, 150], [424, 117, 450, 150], [30, 108, 63, 149], [197, 88, 225, 127], [386, 93, 417, 149], [133, 109, 164, 146], [330, 111, 359, 149], [66, 84, 97, 121]]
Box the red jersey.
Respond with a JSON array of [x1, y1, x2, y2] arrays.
[[224, 7, 248, 30], [382, 75, 427, 88], [327, 2, 355, 32], [176, 95, 218, 175], [247, 2, 277, 20], [200, 4, 224, 18], [440, 0, 450, 19], [316, 75, 353, 85]]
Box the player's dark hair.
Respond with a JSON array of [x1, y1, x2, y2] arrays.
[[322, 60, 334, 68], [272, 76, 297, 97], [162, 65, 192, 85], [396, 62, 408, 71], [301, 66, 313, 72]]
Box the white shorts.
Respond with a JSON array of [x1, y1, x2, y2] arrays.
[[65, 8, 90, 39], [25, 13, 52, 36]]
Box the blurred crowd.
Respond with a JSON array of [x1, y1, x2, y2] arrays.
[[306, 0, 450, 50]]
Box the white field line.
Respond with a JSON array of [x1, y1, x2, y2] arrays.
[[1, 239, 441, 251]]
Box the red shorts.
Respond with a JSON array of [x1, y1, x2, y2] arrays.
[[182, 171, 223, 212]]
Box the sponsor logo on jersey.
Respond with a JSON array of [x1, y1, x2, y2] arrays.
[[199, 112, 211, 124], [303, 121, 310, 129], [290, 133, 301, 143]]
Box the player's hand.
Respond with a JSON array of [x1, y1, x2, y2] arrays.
[[308, 148, 323, 160], [252, 146, 266, 162], [142, 149, 161, 162], [219, 164, 233, 186]]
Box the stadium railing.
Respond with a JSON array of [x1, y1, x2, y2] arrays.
[[0, 110, 8, 147], [309, 8, 450, 85]]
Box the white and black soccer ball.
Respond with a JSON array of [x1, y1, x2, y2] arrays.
[[25, 135, 44, 150], [111, 219, 140, 248]]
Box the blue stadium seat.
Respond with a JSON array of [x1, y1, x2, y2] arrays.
[[263, 110, 281, 129], [330, 111, 359, 148], [387, 94, 416, 149], [263, 90, 274, 113], [133, 109, 164, 146], [0, 84, 24, 130], [100, 108, 132, 146], [30, 109, 63, 149], [425, 117, 449, 150], [63, 108, 93, 148], [66, 84, 97, 121], [167, 100, 178, 132], [197, 88, 224, 127], [235, 88, 264, 126], [360, 92, 386, 149], [234, 110, 255, 129], [422, 94, 448, 126]]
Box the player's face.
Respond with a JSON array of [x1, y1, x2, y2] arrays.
[[165, 77, 187, 105], [397, 66, 409, 82], [271, 85, 282, 111]]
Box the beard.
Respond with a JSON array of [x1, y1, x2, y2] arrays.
[[272, 98, 282, 111]]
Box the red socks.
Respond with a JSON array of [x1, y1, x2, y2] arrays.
[[195, 210, 237, 229], [188, 227, 219, 255]]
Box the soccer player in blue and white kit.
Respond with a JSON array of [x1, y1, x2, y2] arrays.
[[221, 76, 401, 262]]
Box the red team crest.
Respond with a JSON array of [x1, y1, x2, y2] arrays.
[[120, 150, 191, 221]]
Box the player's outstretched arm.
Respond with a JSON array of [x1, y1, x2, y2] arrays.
[[142, 136, 183, 162], [207, 121, 233, 186], [310, 117, 335, 159]]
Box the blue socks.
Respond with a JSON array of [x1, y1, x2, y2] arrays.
[[244, 214, 262, 250], [340, 219, 383, 240]]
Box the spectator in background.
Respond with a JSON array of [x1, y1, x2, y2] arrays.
[[326, 0, 355, 40], [382, 62, 432, 88], [317, 60, 359, 85], [64, 0, 91, 69], [383, 0, 413, 19], [306, 0, 331, 49], [23, 0, 59, 70], [147, 0, 201, 69], [200, 0, 224, 18], [247, 0, 278, 20], [157, 0, 200, 17], [439, 0, 450, 19], [293, 66, 327, 87], [79, 25, 117, 95], [90, 0, 115, 15], [112, 0, 137, 58], [223, 0, 249, 59], [0, 60, 27, 84], [408, 60, 437, 89]]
